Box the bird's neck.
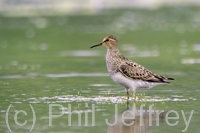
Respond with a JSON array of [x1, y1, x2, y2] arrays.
[[106, 47, 128, 63], [106, 47, 126, 75], [106, 47, 120, 57]]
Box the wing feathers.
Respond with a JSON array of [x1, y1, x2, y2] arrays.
[[119, 62, 174, 84]]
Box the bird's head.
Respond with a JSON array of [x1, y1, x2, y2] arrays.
[[90, 36, 118, 49]]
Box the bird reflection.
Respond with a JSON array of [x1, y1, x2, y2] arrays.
[[107, 102, 166, 133]]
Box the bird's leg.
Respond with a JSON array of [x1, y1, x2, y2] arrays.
[[126, 97, 129, 105], [126, 90, 130, 100], [133, 90, 136, 100]]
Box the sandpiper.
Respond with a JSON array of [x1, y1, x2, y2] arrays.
[[90, 36, 174, 99]]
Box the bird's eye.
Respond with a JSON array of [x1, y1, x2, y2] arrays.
[[105, 39, 109, 42]]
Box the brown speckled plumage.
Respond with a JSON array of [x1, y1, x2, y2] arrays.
[[90, 36, 174, 99]]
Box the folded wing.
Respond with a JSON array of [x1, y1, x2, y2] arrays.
[[119, 62, 174, 84]]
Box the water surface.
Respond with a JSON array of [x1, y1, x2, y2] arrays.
[[0, 6, 200, 133]]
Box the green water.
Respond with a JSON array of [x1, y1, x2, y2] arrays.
[[0, 6, 200, 133]]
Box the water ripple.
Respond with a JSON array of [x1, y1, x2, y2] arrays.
[[1, 72, 186, 79], [0, 73, 108, 79], [181, 58, 200, 64], [25, 95, 190, 104], [59, 50, 101, 57]]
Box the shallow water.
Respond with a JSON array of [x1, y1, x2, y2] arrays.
[[1, 7, 200, 133]]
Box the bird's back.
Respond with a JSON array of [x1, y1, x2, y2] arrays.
[[106, 48, 174, 86]]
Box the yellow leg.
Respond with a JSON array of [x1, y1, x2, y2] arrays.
[[133, 91, 136, 100], [126, 91, 129, 100]]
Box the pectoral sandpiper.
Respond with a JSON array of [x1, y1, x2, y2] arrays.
[[90, 36, 174, 99]]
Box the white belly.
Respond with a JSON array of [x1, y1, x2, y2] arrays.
[[110, 72, 158, 92]]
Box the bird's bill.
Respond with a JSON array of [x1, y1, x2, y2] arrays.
[[90, 43, 102, 48]]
